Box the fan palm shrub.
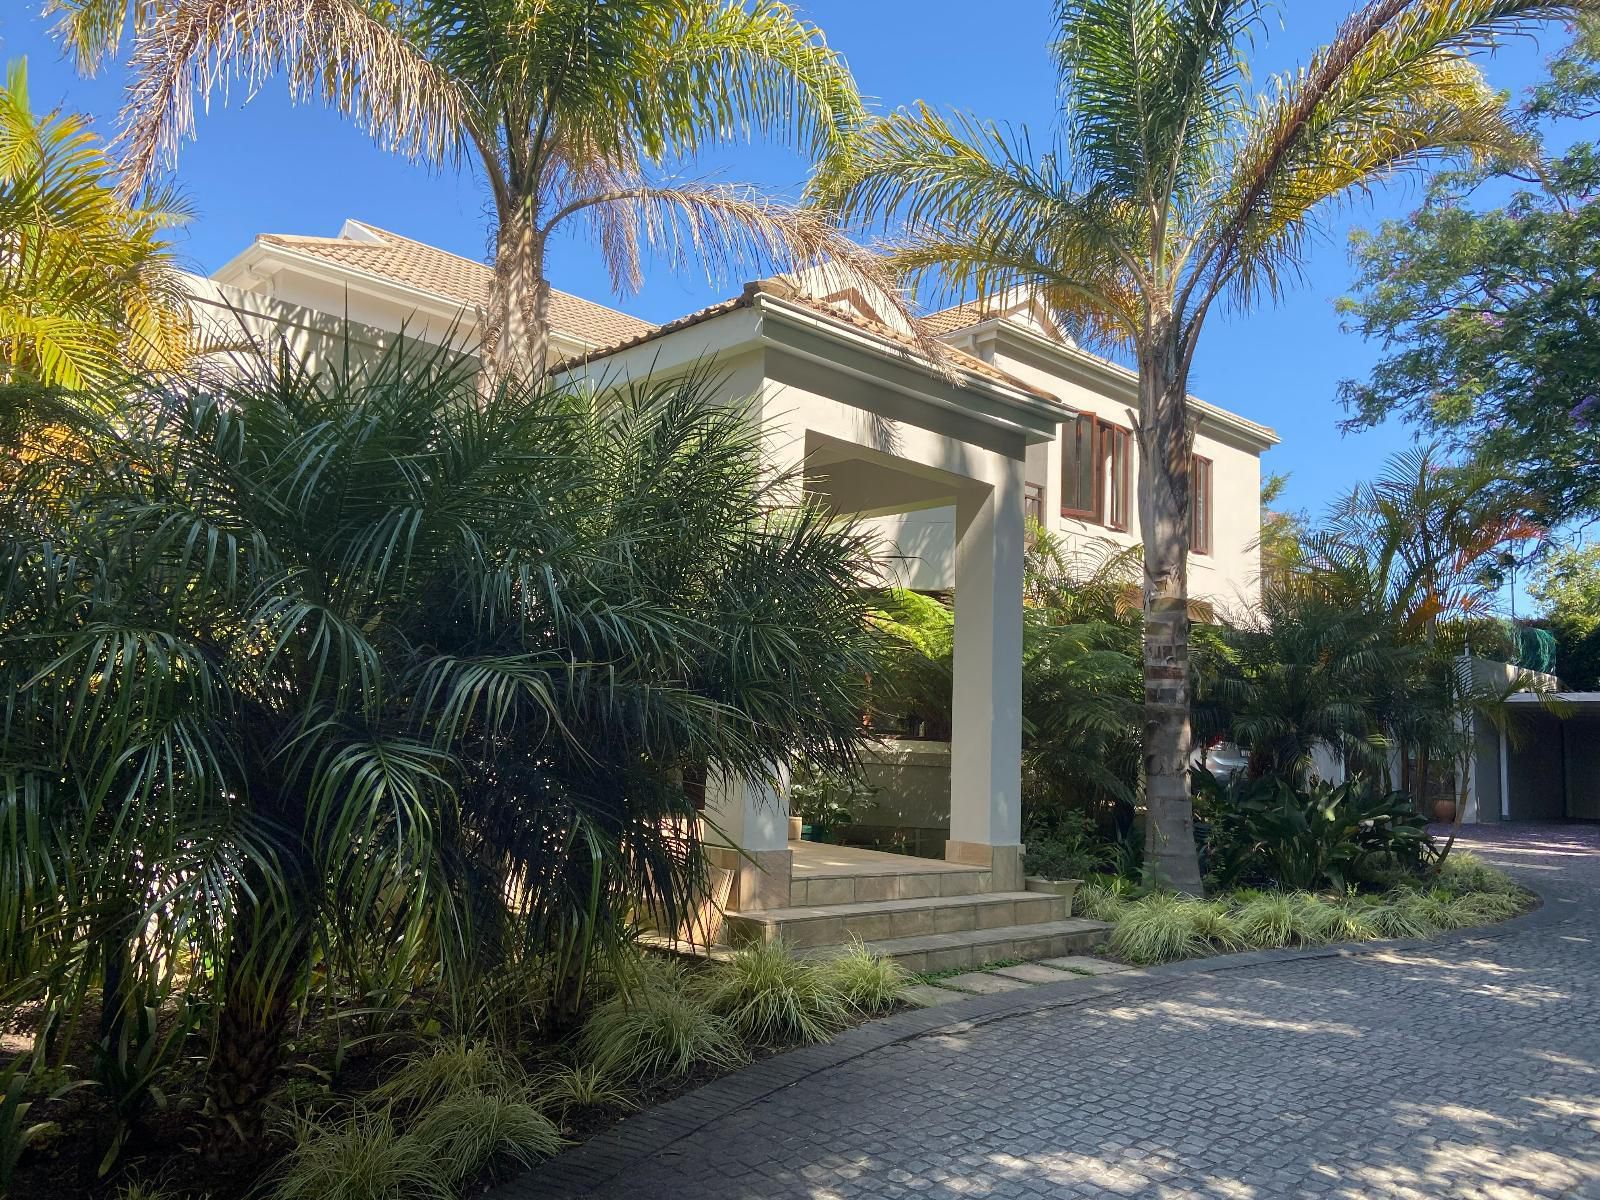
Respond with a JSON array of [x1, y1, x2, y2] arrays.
[[818, 0, 1598, 893], [0, 339, 882, 1141], [0, 59, 190, 394], [62, 0, 892, 378]]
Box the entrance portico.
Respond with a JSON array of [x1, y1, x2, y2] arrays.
[[559, 279, 1066, 924]]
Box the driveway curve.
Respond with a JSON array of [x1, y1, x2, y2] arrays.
[[511, 824, 1600, 1200]]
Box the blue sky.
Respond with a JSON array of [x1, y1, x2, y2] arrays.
[[0, 3, 1578, 551]]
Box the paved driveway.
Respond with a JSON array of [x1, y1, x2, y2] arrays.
[[514, 824, 1600, 1200]]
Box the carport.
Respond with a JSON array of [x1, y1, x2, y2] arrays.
[[1474, 693, 1600, 822]]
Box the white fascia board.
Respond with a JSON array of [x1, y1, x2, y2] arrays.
[[555, 294, 1073, 445], [211, 239, 593, 358], [961, 318, 1281, 451], [756, 295, 1071, 443]]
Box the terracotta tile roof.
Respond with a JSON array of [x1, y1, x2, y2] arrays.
[[920, 299, 1008, 336], [257, 223, 654, 349], [554, 281, 1062, 407]]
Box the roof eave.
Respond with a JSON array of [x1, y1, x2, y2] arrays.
[[956, 317, 1281, 450]]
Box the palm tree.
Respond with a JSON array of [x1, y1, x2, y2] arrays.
[[0, 59, 191, 395], [56, 0, 892, 377], [816, 0, 1595, 893], [0, 340, 882, 1141]]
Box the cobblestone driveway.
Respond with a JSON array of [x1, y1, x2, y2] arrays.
[[518, 824, 1600, 1199]]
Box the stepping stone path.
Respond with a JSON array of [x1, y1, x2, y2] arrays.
[[909, 954, 1129, 1005]]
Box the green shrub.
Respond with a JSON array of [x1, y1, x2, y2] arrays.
[[1077, 876, 1137, 921], [1199, 771, 1432, 891], [1109, 895, 1217, 964], [410, 1088, 561, 1186], [531, 1064, 633, 1116], [272, 1108, 452, 1200], [373, 1039, 519, 1112], [697, 941, 852, 1045], [1230, 891, 1358, 949], [1436, 853, 1519, 897], [580, 976, 745, 1080], [1450, 890, 1526, 925], [1361, 893, 1443, 940], [819, 941, 909, 1013]]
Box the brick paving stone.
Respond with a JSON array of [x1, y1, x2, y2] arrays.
[[934, 970, 1032, 995], [515, 824, 1600, 1200], [1037, 954, 1131, 974], [902, 983, 970, 1007]]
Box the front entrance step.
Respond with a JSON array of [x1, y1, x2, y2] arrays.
[[813, 917, 1112, 973], [722, 891, 1067, 950], [790, 865, 990, 907]]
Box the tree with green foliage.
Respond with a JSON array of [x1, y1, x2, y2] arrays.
[[0, 59, 190, 395], [1529, 541, 1600, 685], [0, 342, 881, 1145], [1340, 17, 1600, 525], [59, 0, 886, 379], [817, 0, 1595, 893]]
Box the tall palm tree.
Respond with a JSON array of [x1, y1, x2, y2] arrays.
[[0, 340, 882, 1140], [816, 0, 1595, 893], [55, 0, 892, 377], [0, 59, 191, 395]]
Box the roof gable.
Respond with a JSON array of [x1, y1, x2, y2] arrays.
[[236, 221, 654, 350]]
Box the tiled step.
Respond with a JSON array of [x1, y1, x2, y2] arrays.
[[818, 917, 1113, 973], [722, 891, 1067, 950], [790, 866, 990, 906]]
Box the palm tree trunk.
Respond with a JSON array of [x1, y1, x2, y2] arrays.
[[206, 926, 306, 1145], [1138, 332, 1205, 896], [488, 207, 551, 383]]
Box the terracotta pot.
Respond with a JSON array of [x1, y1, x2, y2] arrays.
[[1432, 799, 1457, 823]]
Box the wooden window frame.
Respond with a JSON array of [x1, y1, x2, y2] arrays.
[[1190, 454, 1213, 556], [1024, 481, 1045, 529], [1101, 422, 1132, 532], [1060, 412, 1103, 523]]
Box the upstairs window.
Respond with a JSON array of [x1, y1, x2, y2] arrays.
[[1061, 414, 1132, 530], [1061, 413, 1101, 520], [1190, 454, 1213, 555], [1103, 424, 1131, 532]]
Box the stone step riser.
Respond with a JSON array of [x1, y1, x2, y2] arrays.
[[725, 893, 1067, 950], [789, 870, 991, 907], [873, 924, 1107, 974]]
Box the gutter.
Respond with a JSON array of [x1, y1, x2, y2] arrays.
[[954, 317, 1281, 450]]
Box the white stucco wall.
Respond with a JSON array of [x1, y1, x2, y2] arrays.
[[871, 328, 1271, 610]]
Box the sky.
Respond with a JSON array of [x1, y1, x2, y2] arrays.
[[0, 3, 1581, 589]]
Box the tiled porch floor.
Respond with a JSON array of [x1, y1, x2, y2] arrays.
[[789, 840, 976, 879]]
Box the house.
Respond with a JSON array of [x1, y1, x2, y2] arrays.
[[183, 219, 1279, 964]]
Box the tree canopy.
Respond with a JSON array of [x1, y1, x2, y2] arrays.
[[1340, 18, 1600, 525]]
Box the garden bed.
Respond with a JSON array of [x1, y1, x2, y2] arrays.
[[4, 943, 911, 1200], [1079, 852, 1534, 966]]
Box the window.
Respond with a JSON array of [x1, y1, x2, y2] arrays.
[[1102, 424, 1131, 531], [1190, 454, 1213, 555], [1061, 414, 1132, 530], [1061, 413, 1101, 520], [1024, 481, 1045, 528]]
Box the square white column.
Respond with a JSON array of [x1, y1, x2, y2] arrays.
[[946, 462, 1026, 890], [703, 766, 793, 912]]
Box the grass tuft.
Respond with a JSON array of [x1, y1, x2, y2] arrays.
[[1436, 853, 1519, 897], [1077, 876, 1136, 922], [372, 1038, 519, 1112], [818, 941, 910, 1013], [531, 1063, 634, 1116], [580, 974, 745, 1080], [272, 1107, 452, 1200], [1108, 895, 1214, 964], [410, 1088, 562, 1186], [697, 940, 853, 1045]]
